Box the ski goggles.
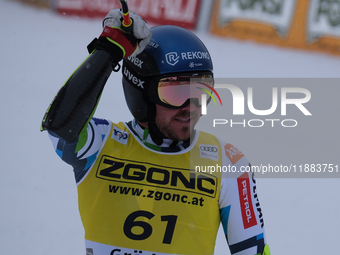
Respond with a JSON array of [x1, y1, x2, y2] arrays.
[[149, 72, 214, 108]]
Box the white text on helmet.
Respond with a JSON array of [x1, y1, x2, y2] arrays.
[[181, 51, 210, 60], [123, 67, 145, 89], [127, 56, 144, 68]]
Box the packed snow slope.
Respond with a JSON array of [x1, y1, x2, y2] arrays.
[[1, 0, 340, 254]]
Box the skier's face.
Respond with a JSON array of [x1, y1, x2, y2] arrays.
[[155, 100, 201, 141]]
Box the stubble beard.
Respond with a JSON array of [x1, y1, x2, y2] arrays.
[[157, 111, 198, 141]]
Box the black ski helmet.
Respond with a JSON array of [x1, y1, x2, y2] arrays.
[[122, 25, 213, 122]]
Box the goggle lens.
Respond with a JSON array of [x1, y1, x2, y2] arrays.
[[157, 74, 214, 107]]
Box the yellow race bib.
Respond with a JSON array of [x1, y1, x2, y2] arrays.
[[78, 122, 223, 255]]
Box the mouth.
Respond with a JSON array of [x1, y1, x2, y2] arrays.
[[172, 109, 198, 124], [175, 117, 191, 123], [174, 112, 198, 123]]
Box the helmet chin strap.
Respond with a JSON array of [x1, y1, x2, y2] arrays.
[[143, 103, 166, 146], [148, 120, 166, 145]]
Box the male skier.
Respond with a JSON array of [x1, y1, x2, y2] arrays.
[[41, 9, 270, 255]]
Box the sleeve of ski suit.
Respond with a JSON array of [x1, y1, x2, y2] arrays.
[[219, 142, 270, 255], [48, 117, 111, 182]]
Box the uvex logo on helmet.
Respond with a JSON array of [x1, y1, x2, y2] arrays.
[[127, 55, 144, 68], [123, 67, 145, 89]]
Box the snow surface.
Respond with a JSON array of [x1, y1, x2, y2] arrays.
[[1, 0, 340, 254]]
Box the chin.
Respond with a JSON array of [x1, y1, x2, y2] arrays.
[[176, 128, 193, 141]]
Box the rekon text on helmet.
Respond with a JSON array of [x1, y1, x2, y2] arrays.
[[122, 25, 214, 123]]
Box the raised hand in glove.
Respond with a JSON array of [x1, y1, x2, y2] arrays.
[[88, 9, 152, 63]]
